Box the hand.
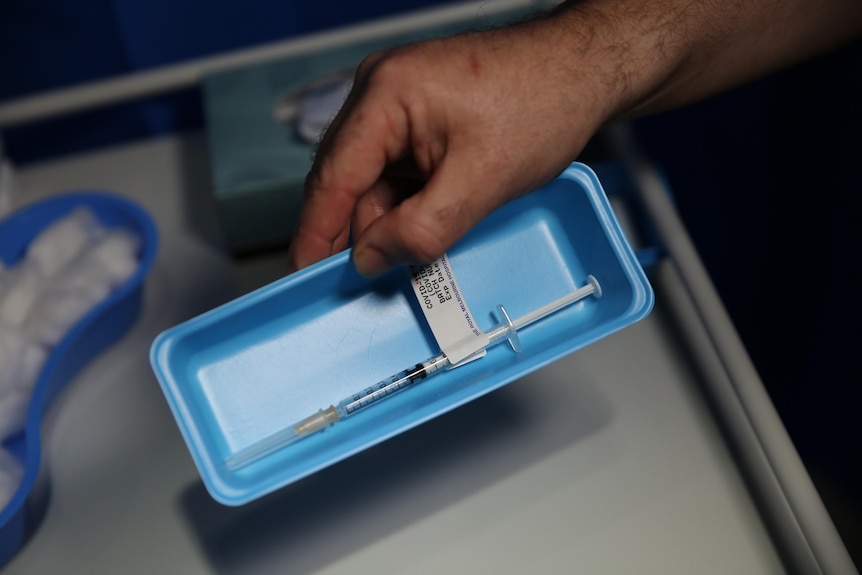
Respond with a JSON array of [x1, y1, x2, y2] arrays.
[[286, 16, 618, 277], [286, 0, 862, 277]]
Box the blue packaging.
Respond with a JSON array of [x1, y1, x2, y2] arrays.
[[150, 162, 653, 506]]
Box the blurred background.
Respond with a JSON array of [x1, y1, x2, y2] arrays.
[[1, 0, 859, 564]]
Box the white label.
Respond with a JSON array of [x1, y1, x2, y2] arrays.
[[409, 254, 489, 366]]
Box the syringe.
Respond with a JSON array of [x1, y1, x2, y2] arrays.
[[224, 275, 602, 471]]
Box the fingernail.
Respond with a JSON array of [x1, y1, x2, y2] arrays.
[[352, 244, 391, 278]]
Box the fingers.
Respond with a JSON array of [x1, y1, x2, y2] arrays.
[[351, 156, 503, 277], [351, 169, 424, 238], [286, 56, 409, 273]]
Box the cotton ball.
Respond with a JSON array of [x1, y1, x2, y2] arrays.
[[0, 447, 24, 511], [85, 229, 140, 287], [0, 326, 47, 395], [44, 250, 114, 304], [25, 207, 102, 278], [0, 327, 25, 395], [20, 226, 140, 348], [38, 228, 139, 299], [17, 343, 47, 392], [0, 261, 41, 328], [21, 250, 109, 348], [0, 390, 29, 442], [22, 282, 107, 348]]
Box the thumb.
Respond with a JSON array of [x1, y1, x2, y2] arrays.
[[350, 158, 505, 277]]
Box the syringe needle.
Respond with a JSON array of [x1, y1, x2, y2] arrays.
[[224, 356, 449, 470], [225, 406, 340, 470]]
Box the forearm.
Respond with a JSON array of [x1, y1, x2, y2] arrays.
[[546, 0, 862, 121]]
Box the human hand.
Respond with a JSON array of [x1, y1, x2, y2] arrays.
[[285, 15, 620, 277], [286, 0, 862, 278]]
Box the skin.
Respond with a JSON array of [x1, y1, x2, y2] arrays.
[[286, 0, 862, 277]]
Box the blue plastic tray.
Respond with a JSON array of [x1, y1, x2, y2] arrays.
[[0, 192, 158, 566], [150, 162, 653, 506]]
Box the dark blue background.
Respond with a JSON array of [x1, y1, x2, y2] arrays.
[[0, 0, 448, 162], [635, 39, 861, 562]]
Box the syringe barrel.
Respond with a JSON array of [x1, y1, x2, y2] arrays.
[[337, 355, 448, 416], [486, 323, 514, 346]]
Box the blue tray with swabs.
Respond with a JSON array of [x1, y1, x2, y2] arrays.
[[0, 192, 157, 566]]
